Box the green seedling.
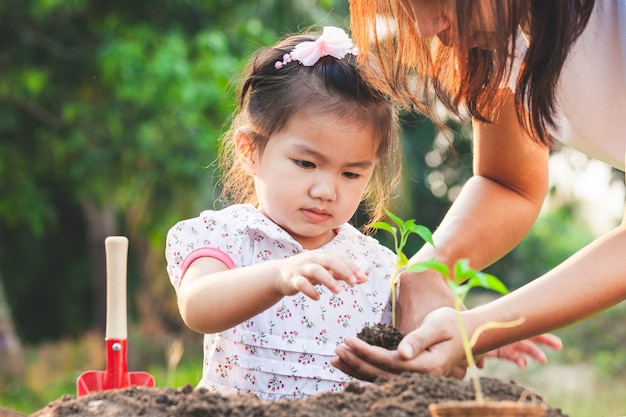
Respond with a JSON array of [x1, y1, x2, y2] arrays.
[[369, 210, 435, 327], [432, 258, 524, 401], [371, 211, 523, 402]]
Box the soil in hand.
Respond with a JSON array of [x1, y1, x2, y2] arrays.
[[357, 322, 405, 350], [29, 372, 568, 417]]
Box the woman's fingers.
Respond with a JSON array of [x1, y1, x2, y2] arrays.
[[484, 333, 563, 367], [332, 308, 477, 379], [333, 338, 403, 381]]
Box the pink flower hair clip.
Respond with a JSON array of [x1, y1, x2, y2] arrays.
[[275, 26, 358, 69]]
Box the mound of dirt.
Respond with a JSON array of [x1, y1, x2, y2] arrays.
[[357, 323, 405, 350], [30, 372, 567, 417]]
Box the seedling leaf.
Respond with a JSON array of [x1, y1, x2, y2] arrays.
[[369, 221, 396, 236], [448, 281, 471, 300], [386, 210, 404, 229], [472, 273, 508, 296], [406, 258, 449, 276], [406, 224, 434, 247], [397, 251, 409, 268]]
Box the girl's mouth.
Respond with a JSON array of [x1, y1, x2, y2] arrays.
[[301, 208, 331, 223]]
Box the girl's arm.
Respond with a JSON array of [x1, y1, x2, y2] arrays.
[[177, 250, 366, 334], [397, 89, 550, 333]]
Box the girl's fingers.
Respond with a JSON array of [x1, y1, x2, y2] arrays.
[[319, 252, 367, 284], [304, 263, 345, 292], [281, 251, 367, 298], [289, 265, 343, 298], [334, 338, 404, 380], [294, 278, 322, 300], [483, 333, 562, 367], [301, 252, 365, 286]]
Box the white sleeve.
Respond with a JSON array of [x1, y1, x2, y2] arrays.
[[504, 31, 528, 92]]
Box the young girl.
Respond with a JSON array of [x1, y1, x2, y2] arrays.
[[165, 26, 401, 400]]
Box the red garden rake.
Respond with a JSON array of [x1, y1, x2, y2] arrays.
[[76, 236, 155, 396]]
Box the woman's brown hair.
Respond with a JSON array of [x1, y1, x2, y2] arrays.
[[349, 0, 595, 145]]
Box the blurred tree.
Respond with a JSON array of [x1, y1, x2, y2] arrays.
[[1, 0, 612, 352], [381, 112, 474, 257], [0, 268, 25, 386], [0, 0, 350, 346]]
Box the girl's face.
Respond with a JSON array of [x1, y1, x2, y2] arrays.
[[241, 109, 378, 249], [398, 0, 502, 50]]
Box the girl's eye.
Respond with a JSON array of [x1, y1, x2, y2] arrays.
[[343, 172, 361, 179], [295, 160, 316, 169]]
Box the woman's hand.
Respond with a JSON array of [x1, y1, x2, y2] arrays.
[[332, 307, 463, 380], [333, 307, 563, 380], [395, 268, 458, 333], [481, 333, 562, 368]]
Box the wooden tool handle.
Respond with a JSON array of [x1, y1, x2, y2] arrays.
[[105, 236, 128, 340]]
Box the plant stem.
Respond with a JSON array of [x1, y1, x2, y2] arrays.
[[390, 268, 399, 328], [454, 296, 484, 402]]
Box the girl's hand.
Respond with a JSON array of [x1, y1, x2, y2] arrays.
[[275, 250, 367, 300]]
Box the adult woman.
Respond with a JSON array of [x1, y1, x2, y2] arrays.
[[332, 0, 626, 379]]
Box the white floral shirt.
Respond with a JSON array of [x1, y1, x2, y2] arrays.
[[165, 204, 396, 400]]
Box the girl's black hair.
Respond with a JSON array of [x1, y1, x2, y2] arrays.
[[219, 30, 401, 226]]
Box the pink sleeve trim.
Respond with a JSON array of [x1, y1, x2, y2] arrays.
[[179, 247, 236, 287]]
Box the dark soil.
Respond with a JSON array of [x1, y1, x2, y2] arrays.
[[28, 372, 568, 417], [23, 323, 568, 416], [357, 323, 405, 350]]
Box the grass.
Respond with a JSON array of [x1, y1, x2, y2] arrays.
[[483, 356, 626, 416], [0, 359, 204, 414], [0, 330, 204, 414]]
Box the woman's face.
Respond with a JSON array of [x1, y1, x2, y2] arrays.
[[397, 0, 503, 50]]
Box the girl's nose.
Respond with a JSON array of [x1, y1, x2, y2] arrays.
[[309, 177, 337, 201]]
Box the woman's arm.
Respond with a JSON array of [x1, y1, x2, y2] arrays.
[[397, 89, 550, 333], [177, 250, 366, 334], [334, 92, 626, 378], [332, 90, 557, 379]]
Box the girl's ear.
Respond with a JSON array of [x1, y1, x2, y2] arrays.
[[235, 127, 257, 175]]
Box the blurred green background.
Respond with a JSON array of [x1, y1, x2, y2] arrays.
[[1, 0, 624, 415]]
